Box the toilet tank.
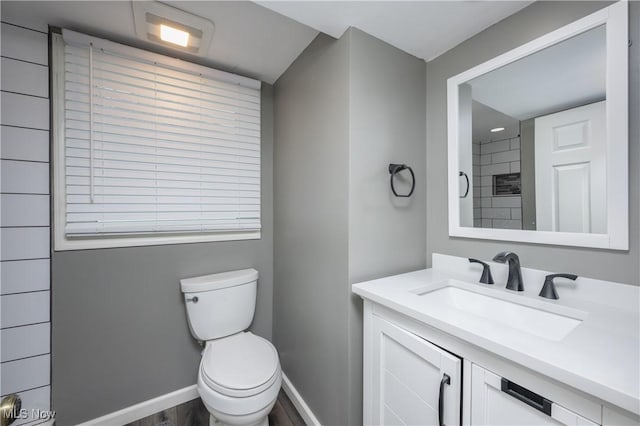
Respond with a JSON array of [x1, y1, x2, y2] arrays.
[[180, 268, 258, 341]]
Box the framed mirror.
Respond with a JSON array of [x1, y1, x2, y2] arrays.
[[447, 1, 628, 250]]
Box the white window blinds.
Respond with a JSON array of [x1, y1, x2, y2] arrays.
[[57, 30, 261, 241]]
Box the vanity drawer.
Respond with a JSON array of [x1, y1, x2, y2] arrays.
[[471, 364, 599, 425]]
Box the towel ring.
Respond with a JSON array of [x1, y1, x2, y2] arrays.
[[388, 163, 415, 197], [459, 171, 470, 198]]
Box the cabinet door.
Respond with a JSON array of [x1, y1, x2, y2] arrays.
[[471, 364, 598, 426], [370, 315, 462, 426]]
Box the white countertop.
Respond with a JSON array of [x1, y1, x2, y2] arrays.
[[352, 254, 640, 416]]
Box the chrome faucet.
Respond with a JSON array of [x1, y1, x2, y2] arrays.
[[492, 251, 524, 291]]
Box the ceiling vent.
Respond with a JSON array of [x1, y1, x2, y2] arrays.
[[132, 1, 214, 56]]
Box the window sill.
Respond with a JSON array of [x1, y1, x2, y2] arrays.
[[54, 231, 261, 251]]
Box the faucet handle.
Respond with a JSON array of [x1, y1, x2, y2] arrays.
[[469, 259, 494, 284], [539, 274, 578, 300]]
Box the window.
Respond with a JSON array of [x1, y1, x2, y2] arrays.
[[52, 30, 261, 250]]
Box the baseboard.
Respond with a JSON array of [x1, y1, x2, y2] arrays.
[[75, 385, 199, 426], [281, 373, 321, 426], [74, 375, 318, 426]]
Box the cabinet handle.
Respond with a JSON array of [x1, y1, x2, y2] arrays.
[[501, 378, 552, 416], [438, 373, 451, 426]]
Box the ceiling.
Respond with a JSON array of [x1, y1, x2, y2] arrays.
[[472, 101, 520, 144], [468, 24, 606, 120], [1, 1, 536, 83], [0, 1, 319, 84], [255, 1, 532, 61]]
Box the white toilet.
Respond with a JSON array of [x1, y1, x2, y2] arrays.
[[180, 268, 282, 426]]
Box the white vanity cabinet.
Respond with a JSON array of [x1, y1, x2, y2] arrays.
[[366, 315, 462, 426], [362, 304, 640, 426], [356, 256, 640, 426], [470, 364, 598, 426], [364, 310, 605, 426]]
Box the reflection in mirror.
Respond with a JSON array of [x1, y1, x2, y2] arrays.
[[459, 25, 606, 234]]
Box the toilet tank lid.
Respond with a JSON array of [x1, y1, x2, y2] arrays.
[[180, 268, 258, 293]]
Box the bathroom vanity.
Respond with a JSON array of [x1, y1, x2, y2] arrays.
[[352, 254, 640, 426]]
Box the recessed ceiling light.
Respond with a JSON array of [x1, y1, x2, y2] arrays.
[[132, 1, 215, 56], [490, 127, 505, 133], [160, 24, 189, 47]]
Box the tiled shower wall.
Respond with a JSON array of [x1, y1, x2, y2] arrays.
[[0, 20, 52, 425], [472, 137, 522, 229]]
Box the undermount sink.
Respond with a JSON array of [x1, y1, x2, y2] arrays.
[[413, 282, 586, 341]]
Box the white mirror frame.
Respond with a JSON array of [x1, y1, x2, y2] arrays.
[[447, 1, 628, 250]]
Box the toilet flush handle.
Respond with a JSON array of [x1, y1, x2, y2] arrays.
[[186, 296, 199, 303]]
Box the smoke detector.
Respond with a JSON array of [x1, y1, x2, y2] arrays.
[[132, 1, 214, 56]]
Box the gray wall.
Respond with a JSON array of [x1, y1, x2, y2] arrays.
[[520, 119, 537, 231], [347, 27, 427, 426], [274, 33, 352, 426], [426, 1, 640, 285], [52, 85, 275, 425], [347, 28, 427, 286], [274, 28, 426, 426]]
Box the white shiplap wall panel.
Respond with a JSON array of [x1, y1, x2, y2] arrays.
[[1, 194, 50, 227], [0, 22, 48, 65], [1, 323, 50, 362], [0, 160, 49, 194], [0, 227, 50, 261], [0, 91, 49, 129], [0, 291, 50, 329], [0, 14, 49, 33], [0, 259, 50, 295], [1, 57, 48, 97], [0, 354, 50, 395], [0, 20, 51, 412], [0, 125, 49, 162]]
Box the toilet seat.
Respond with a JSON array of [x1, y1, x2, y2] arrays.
[[197, 331, 282, 422], [200, 332, 279, 398]]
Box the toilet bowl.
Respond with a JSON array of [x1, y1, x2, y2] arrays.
[[181, 269, 281, 426]]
